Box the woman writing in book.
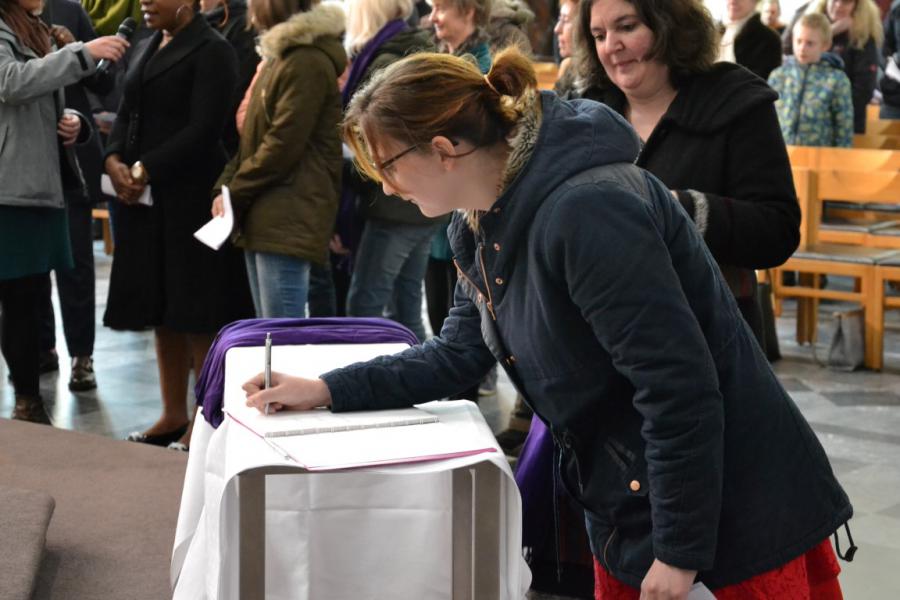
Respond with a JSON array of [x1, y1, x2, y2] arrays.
[[243, 48, 853, 599]]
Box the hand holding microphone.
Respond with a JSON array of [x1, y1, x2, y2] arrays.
[[85, 17, 137, 72]]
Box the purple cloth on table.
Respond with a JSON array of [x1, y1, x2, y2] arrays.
[[195, 317, 418, 428], [515, 415, 555, 549]]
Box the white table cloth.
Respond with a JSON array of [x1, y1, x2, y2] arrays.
[[170, 343, 531, 599]]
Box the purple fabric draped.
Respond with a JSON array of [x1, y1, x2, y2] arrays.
[[515, 416, 555, 549], [195, 317, 419, 428], [341, 19, 408, 108]]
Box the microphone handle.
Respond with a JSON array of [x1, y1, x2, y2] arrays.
[[95, 30, 130, 74]]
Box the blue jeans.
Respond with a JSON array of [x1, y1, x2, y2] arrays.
[[346, 219, 438, 342], [244, 250, 310, 318]]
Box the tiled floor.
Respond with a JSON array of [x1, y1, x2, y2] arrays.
[[2, 244, 900, 597]]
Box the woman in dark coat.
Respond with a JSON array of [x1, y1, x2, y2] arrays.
[[342, 0, 441, 341], [572, 0, 800, 347], [104, 0, 251, 446], [201, 0, 258, 156], [719, 0, 783, 80], [244, 48, 853, 600]]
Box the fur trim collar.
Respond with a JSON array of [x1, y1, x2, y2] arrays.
[[258, 3, 345, 60], [464, 91, 542, 231]]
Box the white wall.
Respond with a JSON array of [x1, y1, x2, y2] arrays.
[[703, 0, 808, 23]]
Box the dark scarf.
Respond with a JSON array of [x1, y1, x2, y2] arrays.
[[341, 19, 408, 107], [0, 2, 50, 56]]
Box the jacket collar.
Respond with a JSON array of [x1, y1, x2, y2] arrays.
[[257, 3, 344, 60], [141, 14, 211, 83]]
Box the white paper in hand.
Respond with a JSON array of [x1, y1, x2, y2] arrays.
[[100, 174, 153, 206], [193, 185, 234, 250], [688, 583, 716, 600]]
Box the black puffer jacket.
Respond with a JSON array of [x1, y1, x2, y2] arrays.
[[322, 92, 851, 590]]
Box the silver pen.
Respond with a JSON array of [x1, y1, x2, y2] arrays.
[[264, 332, 272, 416]]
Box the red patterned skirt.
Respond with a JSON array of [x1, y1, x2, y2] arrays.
[[593, 538, 842, 600]]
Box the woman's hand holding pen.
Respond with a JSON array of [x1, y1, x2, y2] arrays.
[[243, 373, 332, 414]]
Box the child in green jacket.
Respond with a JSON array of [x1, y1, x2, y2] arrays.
[[769, 13, 854, 147]]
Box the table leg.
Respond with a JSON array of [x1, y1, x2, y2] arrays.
[[452, 463, 501, 600], [239, 471, 266, 600]]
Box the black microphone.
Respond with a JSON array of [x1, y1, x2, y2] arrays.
[[95, 17, 137, 75]]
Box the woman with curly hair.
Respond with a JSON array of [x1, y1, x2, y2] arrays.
[[571, 0, 800, 349]]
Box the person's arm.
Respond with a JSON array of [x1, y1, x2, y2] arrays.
[[544, 180, 725, 574], [224, 51, 337, 212], [847, 39, 879, 133], [672, 101, 800, 269], [833, 72, 855, 147], [322, 282, 496, 412], [0, 41, 95, 105], [137, 40, 237, 184]]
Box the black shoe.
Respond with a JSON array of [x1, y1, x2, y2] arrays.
[[125, 423, 189, 447], [69, 356, 97, 391], [12, 395, 52, 425], [39, 349, 59, 375]]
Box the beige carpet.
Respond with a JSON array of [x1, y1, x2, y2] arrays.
[[0, 419, 187, 599], [0, 486, 55, 600]]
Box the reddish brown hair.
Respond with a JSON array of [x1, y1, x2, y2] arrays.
[[342, 46, 536, 185]]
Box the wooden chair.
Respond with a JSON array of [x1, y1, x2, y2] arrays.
[[866, 103, 880, 122], [771, 168, 900, 370], [873, 257, 900, 368], [787, 146, 900, 246], [854, 134, 900, 149], [866, 119, 900, 136], [92, 207, 113, 255], [533, 61, 558, 91]]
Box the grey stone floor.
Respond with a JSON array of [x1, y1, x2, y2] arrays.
[[2, 244, 900, 598]]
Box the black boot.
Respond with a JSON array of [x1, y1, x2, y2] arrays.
[[12, 395, 52, 425]]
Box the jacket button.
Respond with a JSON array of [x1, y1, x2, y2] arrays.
[[495, 277, 504, 285], [492, 207, 501, 214], [477, 293, 484, 302], [629, 480, 641, 492], [507, 355, 516, 365], [493, 243, 501, 251]]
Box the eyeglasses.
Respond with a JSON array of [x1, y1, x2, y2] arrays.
[[373, 144, 419, 173]]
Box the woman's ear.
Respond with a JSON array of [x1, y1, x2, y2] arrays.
[[431, 136, 458, 167]]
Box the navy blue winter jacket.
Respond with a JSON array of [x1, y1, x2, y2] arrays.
[[323, 92, 852, 589]]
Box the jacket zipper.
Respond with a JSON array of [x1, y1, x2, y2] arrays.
[[476, 244, 497, 321], [601, 527, 618, 572], [452, 255, 497, 321]]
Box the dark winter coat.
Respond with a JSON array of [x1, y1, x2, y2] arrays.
[[205, 0, 259, 156], [732, 12, 783, 81], [104, 15, 252, 332], [582, 63, 800, 343], [215, 4, 345, 265], [351, 28, 443, 226], [321, 92, 852, 590]]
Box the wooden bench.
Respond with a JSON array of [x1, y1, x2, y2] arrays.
[[533, 61, 558, 91], [854, 134, 900, 149], [91, 207, 113, 255], [787, 146, 900, 247], [866, 119, 900, 136], [771, 168, 900, 370]]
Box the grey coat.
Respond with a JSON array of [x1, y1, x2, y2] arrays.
[[0, 17, 96, 209]]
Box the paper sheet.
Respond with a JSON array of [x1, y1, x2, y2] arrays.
[[689, 583, 716, 599], [100, 173, 153, 206], [193, 185, 234, 250], [233, 406, 440, 438]]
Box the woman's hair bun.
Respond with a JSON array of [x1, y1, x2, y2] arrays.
[[485, 46, 537, 98]]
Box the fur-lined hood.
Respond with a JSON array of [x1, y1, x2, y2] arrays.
[[258, 2, 345, 60]]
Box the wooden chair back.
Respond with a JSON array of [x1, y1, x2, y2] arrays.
[[533, 61, 558, 90], [854, 134, 900, 149], [787, 145, 900, 171], [866, 119, 900, 136]]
